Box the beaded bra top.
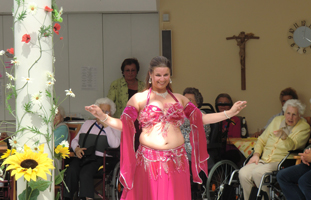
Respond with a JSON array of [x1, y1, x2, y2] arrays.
[[138, 88, 185, 136]]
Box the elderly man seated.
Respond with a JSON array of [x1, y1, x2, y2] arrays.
[[64, 97, 121, 200], [239, 99, 310, 200]]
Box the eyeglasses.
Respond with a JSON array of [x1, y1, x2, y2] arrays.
[[216, 103, 232, 107], [124, 69, 137, 73]]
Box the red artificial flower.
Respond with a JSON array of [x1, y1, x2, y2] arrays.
[[60, 37, 63, 40], [44, 6, 53, 12], [22, 34, 31, 43], [7, 48, 14, 55], [53, 23, 61, 35]]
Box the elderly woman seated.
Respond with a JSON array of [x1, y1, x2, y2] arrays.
[[180, 87, 211, 199], [239, 99, 310, 200], [64, 98, 121, 200], [180, 87, 211, 160]]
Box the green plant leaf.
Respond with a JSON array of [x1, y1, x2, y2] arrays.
[[45, 90, 51, 98], [24, 102, 33, 113], [55, 168, 67, 185], [18, 187, 40, 200], [29, 179, 52, 192], [17, 10, 27, 21], [6, 93, 12, 100], [55, 191, 60, 200]]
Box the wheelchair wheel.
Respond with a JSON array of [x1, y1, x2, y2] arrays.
[[206, 160, 238, 200], [111, 162, 123, 200]]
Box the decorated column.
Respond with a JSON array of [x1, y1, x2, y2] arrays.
[[11, 0, 60, 199]]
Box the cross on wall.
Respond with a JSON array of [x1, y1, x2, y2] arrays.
[[226, 32, 260, 90]]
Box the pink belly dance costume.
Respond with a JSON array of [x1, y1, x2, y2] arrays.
[[119, 88, 209, 200]]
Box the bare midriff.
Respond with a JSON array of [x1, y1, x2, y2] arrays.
[[139, 123, 185, 150]]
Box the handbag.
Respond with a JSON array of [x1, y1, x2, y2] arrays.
[[80, 122, 104, 167]]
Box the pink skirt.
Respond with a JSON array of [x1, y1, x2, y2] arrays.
[[122, 144, 191, 200]]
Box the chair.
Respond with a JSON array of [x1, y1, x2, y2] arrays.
[[201, 103, 222, 170], [223, 150, 302, 200], [93, 147, 120, 199], [200, 103, 240, 200], [55, 123, 82, 199], [0, 167, 15, 200], [60, 141, 121, 199], [66, 123, 82, 151]]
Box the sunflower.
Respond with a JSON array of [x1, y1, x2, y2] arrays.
[[54, 145, 70, 159], [2, 144, 54, 182], [1, 149, 16, 159]]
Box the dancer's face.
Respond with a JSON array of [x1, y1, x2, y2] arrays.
[[149, 67, 170, 92]]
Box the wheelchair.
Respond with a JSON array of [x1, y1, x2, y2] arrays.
[[92, 148, 122, 200], [59, 147, 122, 200], [217, 150, 300, 200], [200, 103, 241, 200]]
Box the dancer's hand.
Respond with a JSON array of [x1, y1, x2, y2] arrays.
[[85, 104, 106, 120], [228, 101, 247, 117]]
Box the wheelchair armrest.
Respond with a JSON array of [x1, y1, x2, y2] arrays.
[[277, 150, 302, 170], [104, 147, 120, 158], [288, 149, 303, 154], [242, 148, 254, 166]]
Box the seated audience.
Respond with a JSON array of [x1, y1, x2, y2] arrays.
[[215, 93, 246, 167], [64, 98, 121, 200], [277, 144, 311, 200], [239, 99, 310, 200], [181, 87, 211, 159], [180, 87, 211, 200], [254, 87, 298, 137], [54, 106, 69, 147]]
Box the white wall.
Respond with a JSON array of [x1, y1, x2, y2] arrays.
[[0, 0, 158, 14], [0, 13, 159, 123]]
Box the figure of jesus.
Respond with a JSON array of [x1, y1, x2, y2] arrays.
[[233, 32, 254, 69]]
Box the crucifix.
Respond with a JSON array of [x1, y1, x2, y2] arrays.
[[226, 31, 259, 90]]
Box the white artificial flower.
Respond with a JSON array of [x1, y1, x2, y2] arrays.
[[31, 145, 40, 153], [11, 60, 20, 66], [0, 50, 5, 56], [46, 81, 54, 87], [46, 71, 56, 81], [53, 105, 58, 115], [16, 146, 24, 153], [27, 2, 38, 15], [6, 72, 15, 81], [9, 136, 20, 149], [59, 140, 69, 148], [22, 77, 32, 83], [65, 88, 75, 97], [31, 93, 42, 104], [59, 7, 63, 16], [6, 83, 13, 89]]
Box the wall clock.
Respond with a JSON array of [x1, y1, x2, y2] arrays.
[[288, 20, 311, 54]]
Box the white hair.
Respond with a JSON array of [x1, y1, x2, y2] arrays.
[[57, 106, 66, 119], [94, 97, 116, 116], [282, 99, 306, 116]]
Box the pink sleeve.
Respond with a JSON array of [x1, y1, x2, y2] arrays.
[[184, 102, 209, 184], [119, 106, 138, 194]]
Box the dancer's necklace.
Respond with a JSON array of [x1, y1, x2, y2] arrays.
[[152, 90, 168, 99]]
